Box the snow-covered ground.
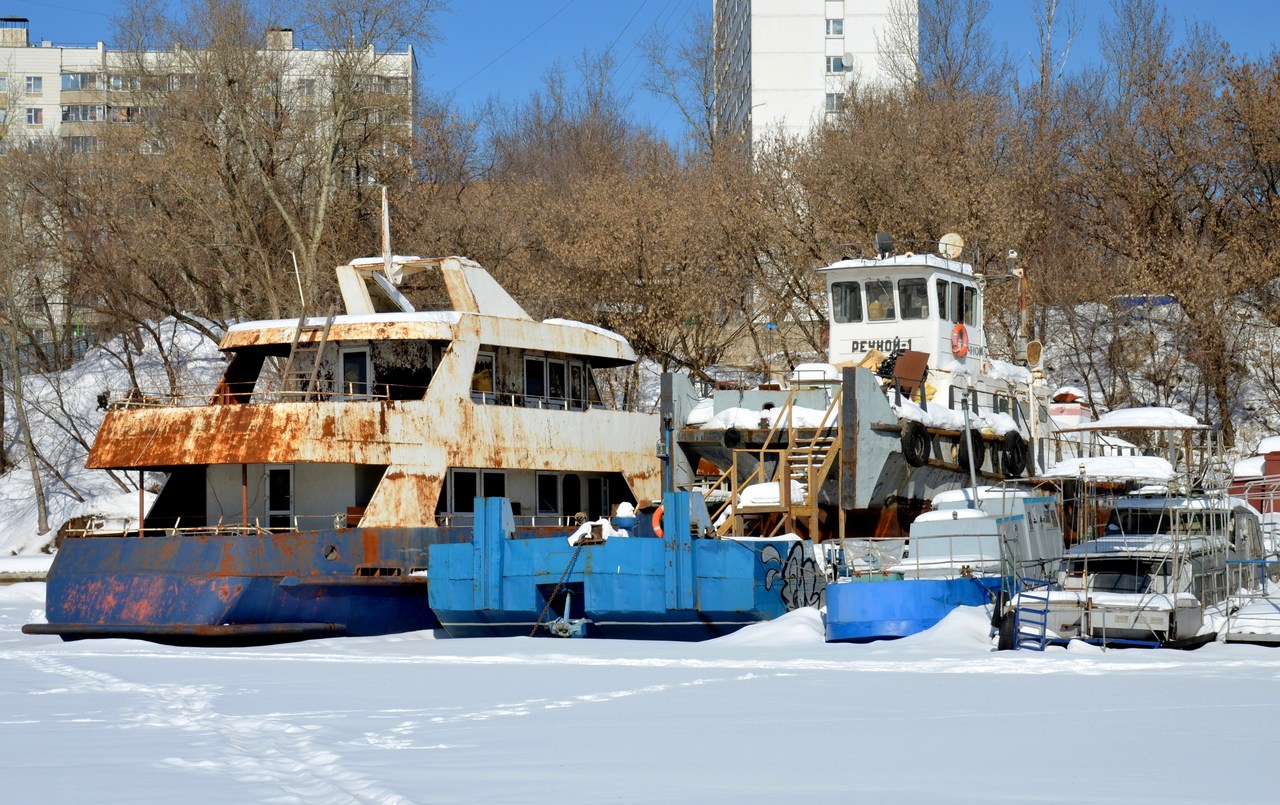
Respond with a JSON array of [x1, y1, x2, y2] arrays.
[[4, 584, 1278, 804]]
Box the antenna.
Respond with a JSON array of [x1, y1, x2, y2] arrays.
[[381, 185, 392, 275], [288, 250, 305, 310]]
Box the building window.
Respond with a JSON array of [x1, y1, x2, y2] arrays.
[[61, 72, 103, 91], [25, 75, 42, 94], [0, 77, 7, 93], [110, 75, 141, 92], [109, 106, 143, 123], [25, 108, 42, 125], [297, 78, 316, 96], [62, 104, 105, 122], [826, 18, 844, 36], [0, 109, 6, 125], [825, 56, 851, 74], [66, 136, 100, 154], [825, 92, 844, 113]]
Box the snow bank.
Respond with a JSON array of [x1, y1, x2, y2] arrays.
[[0, 319, 224, 555]]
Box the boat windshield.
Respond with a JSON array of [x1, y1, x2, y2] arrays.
[[1068, 558, 1165, 594], [1106, 508, 1226, 536]]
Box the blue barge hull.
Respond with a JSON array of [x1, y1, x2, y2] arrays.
[[429, 494, 825, 640], [24, 526, 451, 644], [825, 576, 1000, 642]]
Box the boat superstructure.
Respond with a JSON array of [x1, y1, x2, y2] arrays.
[[26, 253, 661, 643], [668, 236, 1067, 542]]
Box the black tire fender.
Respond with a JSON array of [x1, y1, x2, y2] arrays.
[[722, 427, 742, 449], [1001, 432, 1028, 477], [901, 420, 930, 467], [956, 430, 986, 472]]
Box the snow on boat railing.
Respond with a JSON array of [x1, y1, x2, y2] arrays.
[[65, 511, 600, 539]]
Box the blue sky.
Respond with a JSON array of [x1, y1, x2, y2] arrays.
[[4, 0, 1279, 141]]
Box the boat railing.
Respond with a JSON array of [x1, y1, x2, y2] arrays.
[[435, 512, 596, 531]]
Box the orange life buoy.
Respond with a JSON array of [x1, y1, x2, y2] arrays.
[[950, 323, 970, 359], [652, 505, 664, 538]]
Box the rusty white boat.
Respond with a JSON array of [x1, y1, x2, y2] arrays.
[[25, 251, 660, 644]]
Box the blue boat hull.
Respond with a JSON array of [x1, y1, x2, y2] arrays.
[[26, 526, 451, 644], [825, 576, 1000, 642], [429, 495, 826, 640]]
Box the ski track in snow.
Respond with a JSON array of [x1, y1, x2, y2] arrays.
[[15, 652, 413, 805]]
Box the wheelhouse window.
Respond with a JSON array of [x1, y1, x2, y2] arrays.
[[570, 363, 587, 410], [962, 285, 977, 326], [936, 280, 951, 322], [898, 278, 929, 320], [525, 356, 547, 405], [547, 360, 567, 409], [831, 281, 862, 323], [865, 279, 896, 321], [471, 350, 496, 403]]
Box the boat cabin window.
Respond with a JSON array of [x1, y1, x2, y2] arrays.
[[831, 281, 863, 323], [865, 279, 896, 321], [340, 348, 371, 397], [471, 351, 496, 403], [548, 360, 567, 409], [898, 278, 929, 320], [448, 469, 506, 513], [537, 472, 560, 515]]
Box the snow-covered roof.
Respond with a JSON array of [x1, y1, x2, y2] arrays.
[[1233, 455, 1266, 480], [819, 253, 974, 277], [1055, 406, 1205, 432], [542, 319, 629, 345], [1039, 455, 1175, 481], [1255, 435, 1280, 455]]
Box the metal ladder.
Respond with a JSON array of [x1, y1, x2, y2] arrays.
[[277, 308, 335, 400], [1012, 578, 1052, 651]]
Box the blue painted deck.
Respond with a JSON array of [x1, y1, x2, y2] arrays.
[[428, 494, 825, 640], [825, 576, 1000, 642]]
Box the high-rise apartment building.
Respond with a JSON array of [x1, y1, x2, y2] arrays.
[[0, 16, 415, 151], [714, 0, 914, 148]]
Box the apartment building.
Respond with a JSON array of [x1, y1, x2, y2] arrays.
[[714, 0, 914, 148], [0, 16, 416, 151]]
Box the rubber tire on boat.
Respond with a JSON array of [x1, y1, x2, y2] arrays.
[[997, 610, 1017, 651], [723, 427, 742, 449], [1001, 432, 1028, 477], [955, 430, 986, 473], [901, 421, 930, 467]]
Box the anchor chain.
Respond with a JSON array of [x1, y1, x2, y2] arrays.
[[530, 542, 587, 637]]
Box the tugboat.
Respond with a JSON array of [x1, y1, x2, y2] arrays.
[[666, 233, 1063, 543], [26, 239, 661, 644]]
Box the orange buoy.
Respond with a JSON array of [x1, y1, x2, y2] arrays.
[[652, 505, 664, 538]]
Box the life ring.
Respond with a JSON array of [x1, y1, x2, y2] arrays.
[[901, 420, 930, 467], [652, 505, 664, 538], [950, 323, 970, 358], [1001, 432, 1027, 477]]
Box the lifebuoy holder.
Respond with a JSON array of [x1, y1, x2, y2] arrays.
[[950, 323, 970, 358]]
